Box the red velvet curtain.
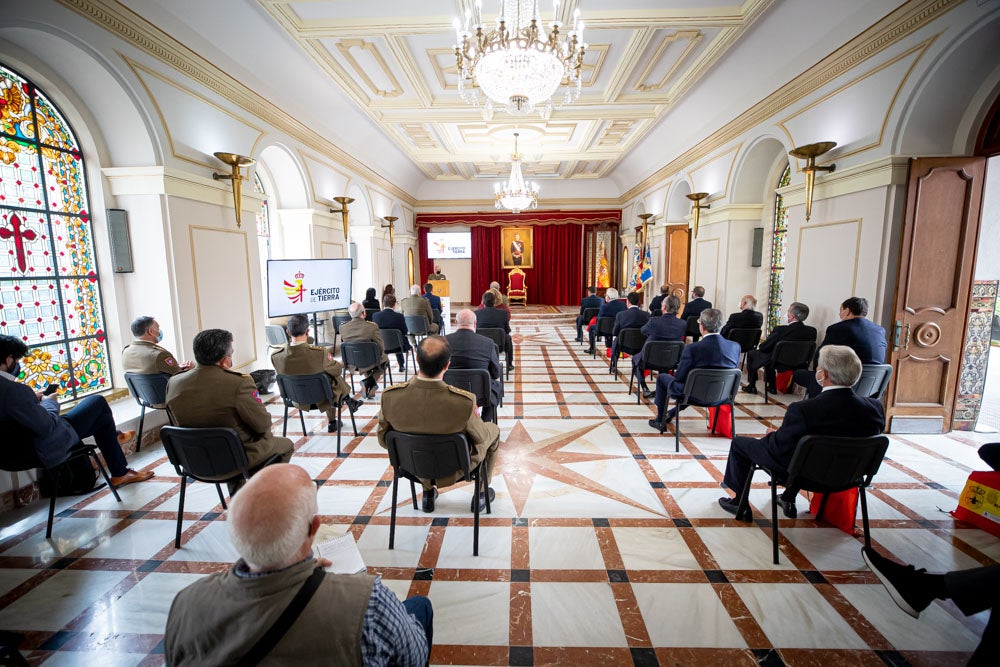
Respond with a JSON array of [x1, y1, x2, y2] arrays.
[[416, 226, 433, 285], [470, 224, 583, 306]]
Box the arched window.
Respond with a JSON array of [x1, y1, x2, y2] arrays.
[[252, 171, 270, 254], [765, 163, 792, 332], [0, 63, 110, 399]]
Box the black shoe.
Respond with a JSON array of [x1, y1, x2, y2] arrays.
[[662, 408, 676, 424], [363, 381, 378, 399], [861, 547, 934, 618], [648, 418, 665, 433], [327, 420, 341, 433], [765, 384, 777, 395], [574, 337, 582, 343], [471, 487, 496, 513], [741, 384, 757, 395], [642, 388, 656, 400], [585, 347, 595, 355], [718, 497, 752, 522], [776, 495, 798, 519], [345, 397, 363, 413], [422, 488, 438, 513]]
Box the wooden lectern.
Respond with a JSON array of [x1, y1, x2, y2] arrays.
[[429, 279, 450, 297]]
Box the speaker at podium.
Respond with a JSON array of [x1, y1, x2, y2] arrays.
[[428, 279, 449, 298]]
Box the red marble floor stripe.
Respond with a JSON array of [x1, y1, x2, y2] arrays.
[[777, 648, 889, 666], [611, 581, 653, 647], [416, 523, 446, 571], [532, 646, 634, 665], [153, 560, 229, 575], [0, 569, 59, 610], [594, 525, 626, 570], [897, 650, 976, 666], [511, 525, 530, 570], [809, 583, 893, 650], [528, 569, 611, 583], [654, 647, 760, 666], [892, 435, 975, 473], [429, 569, 511, 582], [150, 520, 219, 561], [626, 570, 713, 583], [868, 487, 948, 523], [677, 526, 722, 570], [714, 583, 772, 649], [67, 558, 145, 571], [509, 581, 532, 646], [429, 634, 516, 661], [723, 570, 809, 584], [945, 531, 1000, 566]]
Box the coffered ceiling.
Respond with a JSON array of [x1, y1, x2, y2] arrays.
[[257, 0, 775, 181]]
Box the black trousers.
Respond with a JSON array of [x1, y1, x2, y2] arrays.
[[745, 350, 772, 388], [945, 565, 1000, 665]]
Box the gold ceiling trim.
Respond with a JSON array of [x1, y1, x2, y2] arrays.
[[334, 39, 404, 98], [621, 0, 964, 202], [634, 30, 703, 93], [56, 0, 416, 205]]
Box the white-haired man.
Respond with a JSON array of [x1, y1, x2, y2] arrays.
[[718, 345, 884, 521], [165, 464, 432, 665], [585, 288, 626, 355], [400, 284, 439, 334], [719, 294, 764, 338], [446, 309, 502, 422], [339, 302, 387, 399]]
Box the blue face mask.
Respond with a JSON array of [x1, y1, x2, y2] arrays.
[[156, 329, 163, 343]]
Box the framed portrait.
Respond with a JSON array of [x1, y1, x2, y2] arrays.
[[501, 226, 534, 269]]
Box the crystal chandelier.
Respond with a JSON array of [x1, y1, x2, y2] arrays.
[[454, 0, 586, 117], [494, 132, 539, 214]]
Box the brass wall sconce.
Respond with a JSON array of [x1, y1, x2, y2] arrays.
[[789, 141, 836, 221], [329, 196, 355, 240], [637, 212, 654, 249], [686, 192, 710, 238], [381, 216, 397, 247], [212, 152, 255, 228]]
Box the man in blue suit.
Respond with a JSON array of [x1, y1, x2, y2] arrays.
[[0, 334, 153, 488], [372, 293, 412, 372], [719, 346, 884, 520], [574, 286, 603, 342], [648, 284, 670, 314], [610, 292, 651, 360], [648, 309, 740, 431], [679, 286, 712, 321], [635, 295, 687, 397], [422, 283, 445, 332], [586, 288, 626, 355], [793, 296, 887, 398], [743, 301, 817, 394]]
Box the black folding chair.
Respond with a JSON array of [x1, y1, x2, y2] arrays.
[[580, 307, 599, 346], [444, 368, 500, 423], [384, 431, 490, 555], [379, 328, 414, 381], [341, 340, 388, 391], [735, 434, 889, 564], [725, 328, 762, 372], [593, 316, 615, 358], [611, 328, 646, 375], [276, 372, 358, 456], [764, 340, 816, 403], [405, 315, 431, 344], [331, 312, 352, 351], [159, 426, 284, 548], [659, 368, 742, 452], [365, 308, 379, 321], [853, 364, 893, 400], [629, 340, 684, 403], [0, 434, 121, 539], [477, 327, 512, 379], [684, 316, 701, 341], [124, 372, 171, 452]]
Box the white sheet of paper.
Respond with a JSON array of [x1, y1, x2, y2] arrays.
[[317, 533, 366, 574]]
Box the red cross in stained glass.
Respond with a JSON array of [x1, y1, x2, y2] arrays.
[[0, 213, 36, 273]]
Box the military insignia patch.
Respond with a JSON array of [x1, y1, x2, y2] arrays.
[[253, 390, 262, 403], [165, 357, 175, 366]]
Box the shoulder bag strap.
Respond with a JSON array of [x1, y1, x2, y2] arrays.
[[235, 567, 326, 666]]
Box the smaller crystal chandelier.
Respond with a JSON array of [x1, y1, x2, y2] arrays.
[[494, 132, 539, 214], [454, 0, 587, 117]]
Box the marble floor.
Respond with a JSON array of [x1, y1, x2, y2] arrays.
[[0, 307, 997, 665]]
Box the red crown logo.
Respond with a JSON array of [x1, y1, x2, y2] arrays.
[[294, 270, 305, 280]]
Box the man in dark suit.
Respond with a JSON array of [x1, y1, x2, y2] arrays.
[[475, 291, 514, 369], [575, 286, 603, 342], [0, 335, 152, 489], [680, 286, 712, 321], [446, 309, 502, 422], [611, 292, 650, 360], [719, 345, 885, 520], [648, 309, 741, 431], [372, 293, 412, 372], [742, 301, 817, 394], [586, 288, 627, 355], [635, 295, 687, 396], [422, 283, 445, 332], [793, 296, 888, 398], [720, 295, 764, 337], [648, 284, 670, 315]]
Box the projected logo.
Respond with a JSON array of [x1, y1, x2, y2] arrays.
[[432, 239, 446, 256], [284, 271, 306, 304]]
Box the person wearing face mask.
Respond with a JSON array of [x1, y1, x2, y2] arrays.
[[122, 315, 194, 377], [741, 301, 817, 395], [719, 346, 884, 520], [0, 334, 154, 488], [166, 329, 293, 494]]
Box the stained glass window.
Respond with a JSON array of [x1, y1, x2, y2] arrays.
[[0, 63, 110, 399], [765, 163, 792, 333]]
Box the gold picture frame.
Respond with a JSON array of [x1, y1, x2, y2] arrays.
[[501, 226, 534, 269]]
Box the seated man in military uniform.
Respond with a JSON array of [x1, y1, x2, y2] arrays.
[[122, 315, 193, 380], [339, 302, 388, 399], [166, 329, 293, 493], [377, 336, 501, 514], [271, 314, 362, 433]]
